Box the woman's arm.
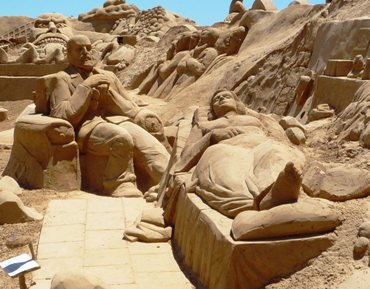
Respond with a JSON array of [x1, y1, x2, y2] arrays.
[[174, 123, 246, 172], [174, 124, 212, 173]]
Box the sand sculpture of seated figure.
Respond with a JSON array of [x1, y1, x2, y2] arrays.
[[193, 26, 247, 77], [176, 28, 219, 78], [175, 90, 305, 218], [46, 35, 169, 197], [215, 26, 246, 56], [100, 36, 136, 70], [157, 31, 200, 80], [347, 54, 365, 79], [0, 13, 72, 64], [138, 31, 200, 96], [154, 27, 247, 99], [153, 28, 220, 98]]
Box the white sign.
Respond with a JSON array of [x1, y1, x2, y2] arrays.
[[0, 254, 40, 277]]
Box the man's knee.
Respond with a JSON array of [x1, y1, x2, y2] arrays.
[[110, 130, 134, 152], [87, 124, 134, 156]]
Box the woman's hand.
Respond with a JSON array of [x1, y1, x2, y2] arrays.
[[210, 127, 243, 144]]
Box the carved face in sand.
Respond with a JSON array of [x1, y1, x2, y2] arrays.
[[67, 35, 98, 71], [216, 27, 246, 55], [210, 90, 246, 118], [199, 28, 219, 47], [32, 13, 74, 51], [211, 90, 238, 117]]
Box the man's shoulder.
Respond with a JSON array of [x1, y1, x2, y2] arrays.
[[94, 67, 117, 78], [40, 70, 71, 82]]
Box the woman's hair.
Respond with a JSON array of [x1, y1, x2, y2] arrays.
[[208, 89, 246, 120]]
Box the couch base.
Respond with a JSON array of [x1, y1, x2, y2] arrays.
[[173, 189, 336, 289]]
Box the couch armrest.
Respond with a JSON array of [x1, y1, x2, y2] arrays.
[[16, 114, 75, 145]]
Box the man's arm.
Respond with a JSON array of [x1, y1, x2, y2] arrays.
[[93, 69, 140, 119], [49, 74, 109, 127], [105, 71, 164, 132], [48, 75, 90, 127]]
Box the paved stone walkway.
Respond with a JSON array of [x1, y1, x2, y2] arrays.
[[32, 194, 193, 289]]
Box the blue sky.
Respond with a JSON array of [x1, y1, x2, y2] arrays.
[[0, 0, 325, 26]]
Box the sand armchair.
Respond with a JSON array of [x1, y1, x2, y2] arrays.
[[2, 74, 81, 190]]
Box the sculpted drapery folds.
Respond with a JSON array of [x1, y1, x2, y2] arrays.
[[174, 89, 305, 218]]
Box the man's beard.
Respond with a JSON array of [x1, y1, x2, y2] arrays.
[[82, 58, 98, 69]]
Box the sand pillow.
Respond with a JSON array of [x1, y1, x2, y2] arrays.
[[232, 198, 340, 241]]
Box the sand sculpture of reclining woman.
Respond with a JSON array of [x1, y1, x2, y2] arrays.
[[124, 89, 338, 242], [125, 90, 341, 242], [174, 89, 305, 218]]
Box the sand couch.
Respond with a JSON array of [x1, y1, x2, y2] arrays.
[[155, 106, 341, 289]]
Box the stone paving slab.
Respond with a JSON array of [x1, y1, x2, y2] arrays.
[[0, 128, 13, 146], [38, 224, 85, 244], [83, 248, 131, 267], [37, 241, 84, 259], [31, 194, 193, 289]]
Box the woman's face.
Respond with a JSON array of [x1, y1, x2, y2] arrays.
[[212, 91, 237, 117]]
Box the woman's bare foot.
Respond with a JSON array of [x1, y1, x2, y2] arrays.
[[259, 162, 302, 210], [144, 185, 159, 203]]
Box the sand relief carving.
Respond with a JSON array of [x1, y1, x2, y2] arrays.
[[152, 31, 201, 97], [112, 6, 167, 39], [205, 25, 247, 73], [138, 31, 200, 96], [330, 81, 370, 147], [79, 0, 139, 23], [157, 28, 221, 98], [138, 26, 246, 99], [99, 35, 136, 70], [0, 13, 73, 64], [176, 28, 220, 79], [324, 54, 370, 80]]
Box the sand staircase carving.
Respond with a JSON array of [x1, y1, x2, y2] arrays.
[[352, 27, 370, 57], [0, 21, 35, 41]]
